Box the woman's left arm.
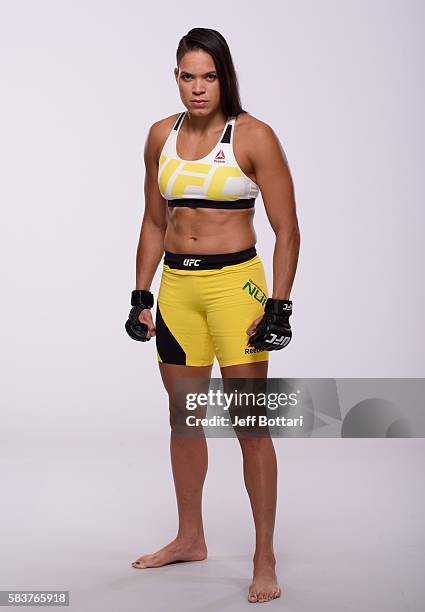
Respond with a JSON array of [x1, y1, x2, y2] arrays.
[[251, 123, 301, 300]]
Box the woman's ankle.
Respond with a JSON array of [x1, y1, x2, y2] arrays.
[[253, 549, 276, 564], [176, 530, 206, 545]]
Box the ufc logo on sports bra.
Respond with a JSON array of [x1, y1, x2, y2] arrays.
[[183, 258, 201, 267], [159, 158, 246, 200]]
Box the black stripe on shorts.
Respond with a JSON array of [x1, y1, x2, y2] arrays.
[[163, 247, 257, 270]]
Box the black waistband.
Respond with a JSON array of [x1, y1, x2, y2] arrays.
[[163, 247, 257, 270], [167, 198, 255, 209]]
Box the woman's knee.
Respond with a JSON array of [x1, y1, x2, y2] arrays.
[[237, 434, 274, 454]]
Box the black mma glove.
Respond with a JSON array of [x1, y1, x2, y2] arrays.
[[248, 298, 292, 351], [125, 289, 154, 342]]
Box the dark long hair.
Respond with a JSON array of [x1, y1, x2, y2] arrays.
[[176, 28, 247, 117]]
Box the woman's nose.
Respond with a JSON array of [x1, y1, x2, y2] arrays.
[[192, 80, 206, 94]]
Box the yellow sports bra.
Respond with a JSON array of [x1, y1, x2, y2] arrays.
[[158, 111, 260, 209]]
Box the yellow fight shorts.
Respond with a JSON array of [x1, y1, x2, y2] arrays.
[[155, 247, 269, 367]]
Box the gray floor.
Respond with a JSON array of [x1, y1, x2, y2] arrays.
[[1, 437, 424, 611]]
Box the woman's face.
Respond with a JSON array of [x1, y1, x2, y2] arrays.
[[174, 49, 221, 114]]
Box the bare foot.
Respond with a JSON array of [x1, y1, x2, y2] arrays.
[[131, 537, 207, 569], [248, 554, 281, 603]]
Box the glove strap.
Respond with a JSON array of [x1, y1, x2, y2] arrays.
[[265, 298, 292, 316], [131, 289, 154, 309]]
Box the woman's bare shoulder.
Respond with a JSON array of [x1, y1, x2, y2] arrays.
[[144, 112, 181, 161], [150, 112, 181, 136], [236, 112, 278, 143]]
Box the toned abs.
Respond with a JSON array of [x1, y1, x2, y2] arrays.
[[164, 206, 256, 253]]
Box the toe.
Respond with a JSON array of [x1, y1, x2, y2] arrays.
[[248, 590, 258, 603]]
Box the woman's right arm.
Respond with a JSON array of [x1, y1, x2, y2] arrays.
[[135, 122, 168, 291]]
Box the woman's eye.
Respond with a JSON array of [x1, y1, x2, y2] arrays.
[[181, 74, 216, 81]]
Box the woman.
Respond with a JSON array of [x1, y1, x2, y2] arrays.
[[126, 28, 300, 604]]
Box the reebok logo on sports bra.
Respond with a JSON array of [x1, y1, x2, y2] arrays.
[[158, 111, 260, 209]]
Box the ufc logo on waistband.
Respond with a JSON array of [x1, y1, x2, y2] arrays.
[[183, 258, 201, 267], [265, 333, 291, 347]]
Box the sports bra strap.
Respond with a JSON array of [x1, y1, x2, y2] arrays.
[[172, 112, 185, 131], [173, 111, 234, 140]]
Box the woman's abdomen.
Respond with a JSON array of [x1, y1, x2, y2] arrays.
[[164, 207, 256, 254]]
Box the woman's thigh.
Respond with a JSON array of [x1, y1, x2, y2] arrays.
[[159, 363, 213, 432], [221, 361, 271, 441], [156, 269, 215, 367], [159, 363, 213, 395], [220, 361, 268, 379], [206, 257, 270, 368]]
